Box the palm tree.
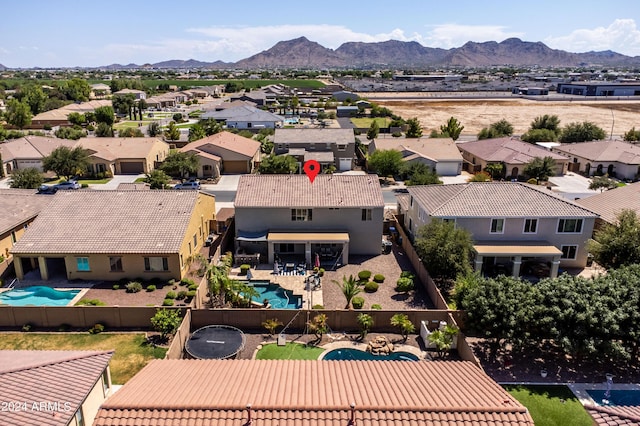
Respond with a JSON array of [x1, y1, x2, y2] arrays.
[[524, 156, 557, 184], [484, 163, 504, 180], [333, 275, 362, 309], [307, 313, 328, 341], [357, 313, 374, 340], [391, 313, 415, 343], [531, 114, 560, 132]]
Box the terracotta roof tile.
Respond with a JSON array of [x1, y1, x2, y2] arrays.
[[458, 138, 567, 164], [235, 175, 384, 208], [407, 182, 597, 218], [0, 189, 54, 235], [576, 182, 640, 224], [11, 190, 206, 254], [274, 128, 355, 145], [77, 137, 168, 160], [587, 405, 640, 425], [180, 131, 260, 159], [373, 137, 463, 162], [94, 360, 533, 426], [553, 140, 640, 164], [0, 136, 77, 161]]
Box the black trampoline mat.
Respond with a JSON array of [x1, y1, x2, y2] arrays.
[[186, 326, 245, 359]]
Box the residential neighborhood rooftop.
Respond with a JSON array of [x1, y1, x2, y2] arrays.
[[181, 131, 261, 158], [201, 104, 284, 122], [0, 189, 55, 235], [373, 137, 462, 161], [553, 140, 640, 163], [575, 182, 640, 224], [234, 174, 384, 208], [274, 128, 355, 144], [0, 135, 77, 161], [77, 137, 167, 161], [458, 137, 568, 164]]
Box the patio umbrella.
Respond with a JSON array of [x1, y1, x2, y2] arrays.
[[314, 253, 321, 269]]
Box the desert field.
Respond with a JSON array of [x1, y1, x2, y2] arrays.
[[360, 92, 640, 138]]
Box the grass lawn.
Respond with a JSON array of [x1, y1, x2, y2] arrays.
[[504, 385, 593, 426], [350, 117, 391, 128], [78, 178, 111, 184], [255, 342, 324, 360], [0, 333, 166, 384]]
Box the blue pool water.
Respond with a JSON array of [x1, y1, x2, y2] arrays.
[[242, 280, 302, 309], [587, 389, 640, 406], [0, 286, 80, 306], [323, 348, 419, 361]]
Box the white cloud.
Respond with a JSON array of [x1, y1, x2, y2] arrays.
[[545, 19, 640, 56], [423, 24, 524, 49]]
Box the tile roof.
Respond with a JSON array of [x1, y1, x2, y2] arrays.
[[373, 137, 463, 161], [576, 182, 640, 223], [11, 190, 204, 254], [180, 131, 260, 159], [234, 174, 384, 208], [0, 189, 54, 235], [587, 405, 640, 425], [32, 100, 112, 121], [76, 137, 168, 161], [458, 138, 568, 164], [0, 350, 113, 426], [201, 104, 284, 122], [274, 128, 355, 145], [0, 136, 77, 161], [408, 182, 597, 217], [553, 140, 640, 164], [94, 359, 533, 426]]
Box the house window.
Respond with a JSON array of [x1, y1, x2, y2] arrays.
[[109, 257, 123, 272], [490, 218, 505, 234], [11, 231, 16, 244], [193, 233, 198, 248], [75, 408, 85, 426], [561, 245, 578, 259], [557, 218, 583, 233], [188, 242, 192, 255], [180, 254, 184, 269], [144, 257, 169, 272], [279, 243, 295, 253], [291, 208, 312, 221], [523, 219, 538, 234], [102, 369, 111, 397], [361, 208, 372, 221], [76, 257, 90, 272]]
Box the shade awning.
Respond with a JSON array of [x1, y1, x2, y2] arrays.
[[473, 241, 562, 257], [268, 232, 349, 242], [236, 230, 268, 242]]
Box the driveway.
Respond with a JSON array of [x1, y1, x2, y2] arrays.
[[548, 173, 599, 200], [89, 174, 145, 190]]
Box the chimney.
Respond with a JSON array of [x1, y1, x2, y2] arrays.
[[347, 402, 356, 426]]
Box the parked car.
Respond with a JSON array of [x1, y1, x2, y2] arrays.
[[54, 180, 81, 190], [37, 184, 58, 194], [174, 181, 201, 190]]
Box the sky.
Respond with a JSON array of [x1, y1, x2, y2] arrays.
[[2, 0, 640, 68]]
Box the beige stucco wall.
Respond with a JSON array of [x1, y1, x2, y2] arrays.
[[1, 219, 36, 261], [177, 192, 216, 274], [80, 367, 111, 426]]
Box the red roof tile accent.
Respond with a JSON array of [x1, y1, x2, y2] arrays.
[[94, 360, 533, 426], [0, 350, 113, 426]]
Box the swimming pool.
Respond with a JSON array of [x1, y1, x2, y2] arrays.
[[0, 286, 80, 306], [242, 280, 302, 309], [587, 389, 640, 406], [322, 348, 419, 361]]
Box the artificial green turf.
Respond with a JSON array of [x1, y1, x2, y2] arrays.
[[255, 342, 324, 360], [504, 385, 594, 426]]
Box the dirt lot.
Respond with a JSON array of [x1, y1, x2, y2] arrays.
[[362, 93, 640, 137]]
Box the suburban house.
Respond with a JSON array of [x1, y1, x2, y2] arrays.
[[369, 137, 463, 176], [0, 135, 77, 175], [30, 99, 112, 128], [234, 174, 384, 266], [273, 128, 356, 172], [0, 350, 113, 426], [551, 140, 640, 180], [179, 131, 261, 177], [76, 137, 170, 175], [458, 137, 569, 178], [93, 359, 533, 426], [113, 88, 147, 100], [90, 83, 111, 98], [576, 181, 640, 228], [10, 190, 216, 281], [201, 104, 284, 130], [0, 189, 53, 270], [400, 182, 597, 277]]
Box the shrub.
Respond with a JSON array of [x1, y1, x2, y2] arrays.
[[371, 304, 382, 310], [126, 281, 143, 293], [312, 304, 324, 309], [392, 131, 402, 137], [400, 271, 414, 279], [396, 277, 415, 293], [358, 270, 372, 281], [176, 290, 188, 300], [150, 308, 181, 341], [22, 323, 33, 332], [180, 278, 194, 287], [89, 323, 105, 334], [81, 183, 89, 188], [146, 284, 156, 292], [112, 284, 120, 290], [373, 274, 385, 283], [165, 291, 177, 299], [43, 124, 52, 131], [168, 279, 176, 286], [364, 281, 379, 293], [318, 268, 325, 277], [77, 298, 106, 306], [188, 283, 199, 291], [240, 264, 251, 275], [162, 299, 174, 306], [186, 290, 196, 298], [352, 296, 365, 309]]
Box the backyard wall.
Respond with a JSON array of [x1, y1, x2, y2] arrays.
[[165, 309, 191, 360]]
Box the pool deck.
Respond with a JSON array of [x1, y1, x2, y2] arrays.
[[230, 265, 323, 309], [568, 382, 640, 406]]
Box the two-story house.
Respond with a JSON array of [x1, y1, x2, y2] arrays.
[[273, 128, 356, 172], [400, 182, 597, 278], [234, 174, 384, 266]]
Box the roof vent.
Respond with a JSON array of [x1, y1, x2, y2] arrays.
[[347, 402, 356, 426], [244, 403, 252, 426]]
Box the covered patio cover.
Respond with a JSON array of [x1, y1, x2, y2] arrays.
[[473, 241, 562, 278], [267, 232, 349, 265]]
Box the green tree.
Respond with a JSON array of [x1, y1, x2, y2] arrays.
[[164, 121, 181, 142], [530, 114, 560, 133], [333, 275, 362, 309], [467, 171, 492, 182], [112, 93, 136, 119], [67, 112, 86, 126], [42, 146, 90, 180], [414, 219, 473, 280], [478, 119, 514, 140], [589, 174, 618, 192], [150, 308, 182, 342], [118, 127, 144, 138], [560, 121, 606, 143], [366, 120, 380, 141], [588, 209, 640, 269], [147, 121, 161, 137], [390, 313, 415, 343], [160, 151, 199, 180], [262, 318, 283, 336], [307, 313, 328, 341], [258, 154, 298, 174], [356, 313, 373, 339], [20, 84, 48, 115], [524, 156, 557, 183], [428, 325, 459, 359], [5, 99, 32, 129], [439, 116, 464, 141], [199, 118, 223, 136], [623, 127, 640, 142], [521, 128, 559, 143], [95, 122, 114, 137], [368, 149, 403, 179], [94, 106, 115, 126], [405, 117, 423, 138], [137, 99, 147, 121], [61, 78, 91, 102], [400, 162, 442, 186], [55, 126, 86, 140], [188, 123, 207, 142], [484, 163, 504, 180], [144, 169, 171, 189], [9, 167, 43, 189]]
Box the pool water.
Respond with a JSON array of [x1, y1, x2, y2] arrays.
[[587, 389, 640, 406], [323, 348, 419, 361], [243, 280, 302, 309], [0, 286, 80, 306]]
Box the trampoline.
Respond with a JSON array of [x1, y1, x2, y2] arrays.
[[185, 325, 246, 359]]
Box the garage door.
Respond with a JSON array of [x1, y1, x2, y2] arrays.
[[223, 161, 248, 174], [435, 161, 461, 176], [119, 162, 145, 174], [339, 158, 352, 171]]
